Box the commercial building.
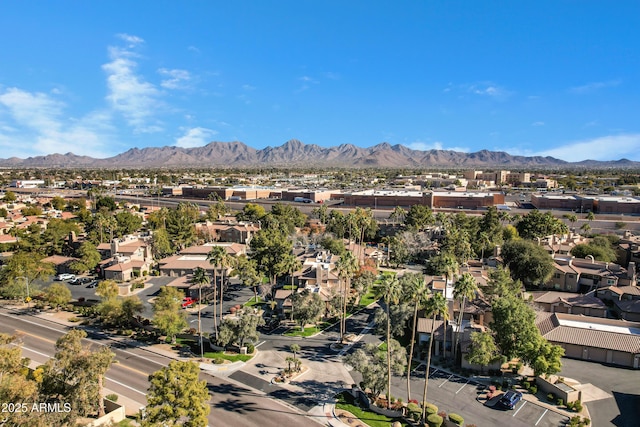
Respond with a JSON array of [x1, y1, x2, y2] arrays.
[[342, 189, 504, 209], [531, 193, 640, 214]]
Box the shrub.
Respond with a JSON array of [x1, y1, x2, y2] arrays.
[[105, 393, 118, 402], [449, 413, 464, 425], [425, 403, 438, 415], [407, 403, 421, 422], [529, 385, 538, 395], [246, 343, 255, 354], [212, 358, 225, 365], [522, 381, 530, 390], [574, 400, 583, 412], [557, 398, 564, 407], [547, 393, 555, 402], [426, 413, 443, 427]]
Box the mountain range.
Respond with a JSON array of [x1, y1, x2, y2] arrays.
[[1, 140, 637, 169]]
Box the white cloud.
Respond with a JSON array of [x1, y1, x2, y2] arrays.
[[444, 82, 512, 100], [569, 79, 620, 94], [407, 141, 469, 152], [175, 127, 218, 148], [0, 87, 113, 157], [535, 134, 640, 161], [116, 33, 145, 47], [532, 121, 545, 127], [242, 84, 256, 91], [103, 36, 163, 133], [158, 68, 191, 89]]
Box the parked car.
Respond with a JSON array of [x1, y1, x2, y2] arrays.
[[68, 278, 81, 285], [56, 273, 76, 281], [86, 280, 98, 289], [181, 297, 197, 309], [79, 277, 93, 284], [497, 390, 523, 410]]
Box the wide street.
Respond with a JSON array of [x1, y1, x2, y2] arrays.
[[0, 306, 322, 427]]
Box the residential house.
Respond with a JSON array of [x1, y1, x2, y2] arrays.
[[532, 291, 608, 318], [595, 285, 640, 322], [40, 255, 79, 275], [546, 255, 636, 292], [157, 242, 245, 277]]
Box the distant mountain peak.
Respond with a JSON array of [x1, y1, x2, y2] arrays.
[[0, 140, 637, 169]]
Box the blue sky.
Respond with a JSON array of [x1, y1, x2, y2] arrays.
[[0, 1, 639, 162]]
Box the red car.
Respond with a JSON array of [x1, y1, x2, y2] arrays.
[[181, 297, 197, 309]]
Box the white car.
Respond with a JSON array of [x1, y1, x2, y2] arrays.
[[56, 273, 76, 281]]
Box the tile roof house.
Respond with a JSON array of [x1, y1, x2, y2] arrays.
[[40, 255, 80, 275], [535, 312, 640, 369], [546, 255, 636, 292], [532, 291, 608, 318], [595, 285, 640, 321]]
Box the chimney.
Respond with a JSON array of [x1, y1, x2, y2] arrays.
[[110, 238, 119, 256], [628, 262, 636, 281]]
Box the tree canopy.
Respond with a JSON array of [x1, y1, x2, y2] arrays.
[[501, 239, 555, 287]]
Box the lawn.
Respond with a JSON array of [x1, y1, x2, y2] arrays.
[[284, 322, 330, 337], [243, 296, 264, 307], [175, 337, 253, 362], [359, 290, 378, 307], [335, 392, 407, 427], [203, 351, 253, 362]]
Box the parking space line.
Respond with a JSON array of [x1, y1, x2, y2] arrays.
[[512, 400, 527, 417], [439, 373, 455, 388], [256, 341, 266, 348], [455, 379, 470, 394], [535, 408, 548, 425], [429, 368, 439, 377]]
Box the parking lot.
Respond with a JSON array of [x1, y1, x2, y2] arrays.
[[397, 367, 568, 427]]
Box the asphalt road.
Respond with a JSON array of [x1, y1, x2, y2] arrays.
[[0, 307, 321, 426]]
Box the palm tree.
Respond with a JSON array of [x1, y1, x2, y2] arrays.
[[336, 251, 359, 342], [439, 253, 458, 359], [402, 273, 430, 403], [278, 253, 302, 321], [421, 292, 448, 422], [452, 272, 478, 362], [192, 267, 209, 357], [207, 246, 227, 337], [375, 274, 403, 409], [389, 206, 407, 225], [580, 222, 592, 235]]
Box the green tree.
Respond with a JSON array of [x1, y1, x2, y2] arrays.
[[375, 274, 403, 408], [336, 251, 358, 341], [43, 282, 72, 309], [320, 235, 346, 256], [166, 203, 199, 251], [483, 266, 521, 301], [516, 210, 568, 240], [389, 206, 407, 225], [153, 287, 187, 344], [405, 204, 434, 230], [501, 240, 555, 287], [249, 227, 293, 286], [0, 252, 55, 299], [400, 273, 430, 402], [41, 218, 81, 255], [490, 296, 541, 363], [70, 241, 101, 273], [144, 361, 210, 427], [150, 227, 173, 259], [231, 255, 262, 302], [96, 196, 117, 211], [51, 196, 66, 210], [421, 292, 448, 422], [236, 203, 267, 223], [291, 290, 325, 332], [216, 313, 264, 347], [570, 236, 617, 262], [465, 331, 500, 374], [452, 273, 478, 361], [207, 246, 232, 328], [114, 210, 143, 236], [192, 267, 209, 356], [3, 190, 17, 202], [40, 329, 115, 422], [277, 253, 302, 321], [96, 279, 119, 300]]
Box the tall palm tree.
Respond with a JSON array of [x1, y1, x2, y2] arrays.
[[192, 267, 209, 357], [375, 274, 403, 409], [336, 251, 358, 342], [421, 292, 448, 422], [438, 252, 458, 359], [278, 253, 302, 321], [207, 246, 227, 335], [389, 206, 407, 226], [452, 272, 478, 362], [402, 273, 430, 403]]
